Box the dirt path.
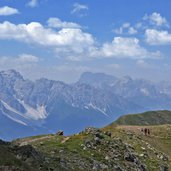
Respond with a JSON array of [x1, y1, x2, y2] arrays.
[[117, 125, 168, 139], [61, 137, 70, 144], [19, 135, 53, 146], [117, 125, 144, 135], [18, 135, 70, 146]]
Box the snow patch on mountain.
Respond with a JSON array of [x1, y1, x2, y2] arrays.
[[1, 100, 29, 120], [140, 88, 150, 96], [3, 113, 27, 126], [19, 100, 48, 120], [87, 102, 109, 117]]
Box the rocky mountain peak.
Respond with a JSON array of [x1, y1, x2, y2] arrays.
[[0, 69, 23, 81]]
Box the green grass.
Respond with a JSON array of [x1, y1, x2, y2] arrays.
[[9, 110, 171, 170], [104, 124, 171, 169], [114, 110, 171, 125]]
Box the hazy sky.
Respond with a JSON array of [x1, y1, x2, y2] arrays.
[[0, 0, 171, 82]]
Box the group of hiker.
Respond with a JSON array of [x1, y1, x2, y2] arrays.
[[141, 128, 150, 136]]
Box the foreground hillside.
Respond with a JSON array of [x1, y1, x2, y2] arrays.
[[0, 124, 170, 171], [114, 110, 171, 125]]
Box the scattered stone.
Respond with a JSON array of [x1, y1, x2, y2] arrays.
[[139, 153, 148, 158], [162, 154, 168, 161], [124, 152, 136, 162], [40, 142, 44, 146], [141, 147, 146, 151], [160, 165, 169, 171], [105, 156, 110, 160], [56, 130, 64, 136], [94, 137, 101, 145], [104, 131, 112, 137], [114, 165, 123, 171]]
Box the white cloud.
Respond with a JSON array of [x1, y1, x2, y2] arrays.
[[135, 22, 143, 29], [113, 28, 123, 34], [136, 60, 149, 68], [114, 23, 137, 35], [101, 37, 161, 59], [71, 3, 88, 15], [47, 18, 81, 29], [17, 54, 40, 63], [143, 12, 168, 27], [27, 0, 38, 8], [145, 29, 171, 45], [128, 27, 137, 35], [0, 54, 39, 75], [0, 54, 39, 65], [0, 54, 41, 81], [0, 6, 19, 16], [122, 23, 131, 28], [0, 21, 95, 57], [0, 20, 161, 60]]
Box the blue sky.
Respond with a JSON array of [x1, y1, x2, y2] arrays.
[[0, 0, 171, 82]]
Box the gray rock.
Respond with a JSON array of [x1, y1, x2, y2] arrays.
[[124, 152, 136, 162], [160, 165, 169, 171]]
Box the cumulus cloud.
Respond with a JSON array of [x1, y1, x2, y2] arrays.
[[114, 23, 137, 35], [0, 21, 95, 57], [27, 0, 38, 8], [100, 37, 161, 59], [0, 20, 161, 60], [128, 27, 137, 35], [47, 18, 81, 29], [145, 29, 171, 45], [114, 12, 169, 38], [0, 6, 19, 16], [143, 12, 168, 27]]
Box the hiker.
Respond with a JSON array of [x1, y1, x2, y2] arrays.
[[144, 128, 147, 136], [141, 128, 144, 134], [147, 129, 150, 135]]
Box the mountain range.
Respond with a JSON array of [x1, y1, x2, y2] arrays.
[[0, 70, 171, 140]]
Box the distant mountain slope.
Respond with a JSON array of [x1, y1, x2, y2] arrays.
[[114, 110, 171, 125], [79, 72, 171, 111], [1, 70, 171, 140], [0, 70, 139, 140]]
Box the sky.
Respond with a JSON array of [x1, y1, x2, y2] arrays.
[[0, 0, 171, 83]]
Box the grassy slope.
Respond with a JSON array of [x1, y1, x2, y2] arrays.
[[104, 124, 171, 170], [114, 110, 171, 125], [13, 124, 171, 171], [1, 110, 171, 170]]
